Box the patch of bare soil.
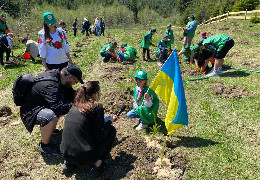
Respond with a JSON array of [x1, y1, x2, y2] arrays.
[[0, 106, 13, 127], [175, 37, 183, 41], [208, 82, 254, 98], [218, 27, 230, 31], [236, 40, 252, 46], [75, 42, 83, 47], [181, 68, 203, 77], [251, 32, 260, 37], [242, 60, 260, 69], [100, 135, 187, 180]]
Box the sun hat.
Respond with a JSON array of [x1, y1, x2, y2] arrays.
[[134, 70, 148, 80], [43, 12, 57, 25]]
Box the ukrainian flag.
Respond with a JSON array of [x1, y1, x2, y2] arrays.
[[150, 49, 188, 135]]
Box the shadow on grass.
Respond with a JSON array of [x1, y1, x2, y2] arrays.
[[4, 63, 26, 69], [220, 70, 250, 77], [175, 136, 219, 148], [63, 151, 137, 180]]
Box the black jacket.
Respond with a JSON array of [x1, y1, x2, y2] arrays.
[[60, 104, 112, 159], [20, 69, 75, 133]]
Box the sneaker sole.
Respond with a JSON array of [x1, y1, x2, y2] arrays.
[[39, 146, 60, 156]]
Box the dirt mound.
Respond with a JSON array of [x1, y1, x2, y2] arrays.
[[208, 82, 254, 98], [251, 32, 260, 37], [242, 60, 260, 69], [102, 135, 186, 179], [0, 106, 12, 117], [236, 41, 252, 45]]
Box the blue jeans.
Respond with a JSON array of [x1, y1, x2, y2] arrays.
[[96, 26, 100, 36], [118, 52, 126, 62], [126, 109, 145, 124], [100, 52, 112, 62]]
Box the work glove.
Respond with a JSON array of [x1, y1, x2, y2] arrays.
[[167, 48, 171, 54], [182, 27, 186, 30], [201, 66, 206, 72], [195, 66, 199, 72], [145, 40, 149, 44], [110, 53, 115, 57], [152, 44, 156, 47]]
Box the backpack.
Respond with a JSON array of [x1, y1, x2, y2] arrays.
[[12, 74, 58, 106]]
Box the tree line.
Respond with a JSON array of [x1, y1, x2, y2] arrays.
[[1, 0, 260, 30]]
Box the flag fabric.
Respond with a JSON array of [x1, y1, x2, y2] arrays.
[[150, 49, 188, 135]]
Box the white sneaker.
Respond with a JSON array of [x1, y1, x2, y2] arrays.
[[217, 67, 223, 74], [206, 70, 219, 77], [135, 123, 148, 130]]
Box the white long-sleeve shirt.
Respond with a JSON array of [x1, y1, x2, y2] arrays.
[[133, 86, 153, 109], [38, 28, 69, 64]]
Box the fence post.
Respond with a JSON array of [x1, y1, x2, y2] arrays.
[[227, 11, 229, 20], [245, 9, 247, 20], [25, 27, 29, 39]]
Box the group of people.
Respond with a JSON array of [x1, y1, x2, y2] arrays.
[[1, 10, 235, 178], [3, 11, 158, 179], [79, 17, 105, 37]]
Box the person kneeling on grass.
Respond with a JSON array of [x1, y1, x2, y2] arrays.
[[60, 81, 117, 178], [118, 42, 137, 64], [100, 41, 117, 63], [127, 70, 159, 130], [155, 34, 171, 66], [201, 34, 235, 77], [21, 38, 39, 62]]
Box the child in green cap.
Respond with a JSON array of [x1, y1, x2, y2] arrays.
[[126, 70, 159, 130]]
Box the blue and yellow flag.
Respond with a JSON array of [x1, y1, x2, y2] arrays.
[[150, 49, 188, 135]]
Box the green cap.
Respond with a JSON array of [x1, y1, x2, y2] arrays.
[[134, 70, 148, 80], [184, 45, 190, 51], [112, 41, 117, 46], [121, 42, 127, 48], [0, 14, 6, 18], [188, 14, 195, 20], [43, 12, 57, 25], [167, 24, 171, 28], [197, 39, 204, 46], [151, 28, 156, 33]]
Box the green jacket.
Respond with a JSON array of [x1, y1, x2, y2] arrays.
[[183, 45, 195, 59], [140, 32, 153, 49], [155, 39, 169, 56], [0, 20, 7, 35], [203, 35, 229, 51], [100, 43, 115, 54], [165, 29, 174, 46], [185, 20, 197, 37], [124, 46, 137, 59], [134, 86, 159, 125]]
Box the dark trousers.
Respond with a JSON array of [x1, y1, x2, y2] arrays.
[[46, 62, 68, 71], [73, 29, 77, 37], [142, 48, 150, 60], [158, 51, 169, 63], [101, 28, 105, 36], [65, 126, 116, 167], [100, 52, 112, 63], [0, 46, 11, 65]]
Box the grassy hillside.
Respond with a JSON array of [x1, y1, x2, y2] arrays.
[[0, 19, 259, 179]]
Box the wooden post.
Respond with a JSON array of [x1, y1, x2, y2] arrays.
[[245, 9, 247, 20], [25, 27, 28, 39], [227, 11, 229, 20]]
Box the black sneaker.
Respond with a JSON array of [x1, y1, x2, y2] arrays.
[[52, 129, 60, 135], [87, 164, 104, 179], [39, 143, 60, 155]]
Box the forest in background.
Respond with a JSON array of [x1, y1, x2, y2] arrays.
[[1, 0, 260, 30]]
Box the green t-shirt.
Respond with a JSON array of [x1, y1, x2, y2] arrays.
[[124, 46, 137, 59], [203, 35, 229, 51], [100, 43, 114, 54]]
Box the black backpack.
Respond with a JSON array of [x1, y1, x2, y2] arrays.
[[12, 74, 58, 106]]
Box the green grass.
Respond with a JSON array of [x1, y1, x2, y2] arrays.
[[0, 19, 259, 179]]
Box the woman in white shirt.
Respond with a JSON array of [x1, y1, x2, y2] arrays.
[[38, 12, 74, 71]]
